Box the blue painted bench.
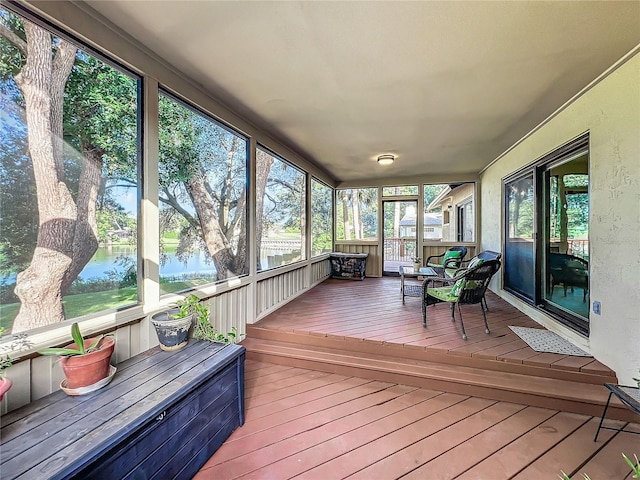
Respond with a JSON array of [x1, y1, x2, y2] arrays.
[[0, 341, 245, 480]]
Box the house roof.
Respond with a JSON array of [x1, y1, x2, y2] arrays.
[[399, 212, 442, 227], [84, 1, 640, 183]]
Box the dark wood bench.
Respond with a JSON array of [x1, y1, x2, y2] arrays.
[[329, 252, 368, 280], [0, 341, 245, 480]]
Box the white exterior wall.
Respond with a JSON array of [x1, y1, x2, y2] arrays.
[[480, 51, 640, 385]]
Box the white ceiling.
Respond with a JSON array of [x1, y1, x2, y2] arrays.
[[84, 1, 640, 183]]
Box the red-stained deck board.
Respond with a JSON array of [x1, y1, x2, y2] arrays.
[[195, 361, 640, 480], [252, 277, 610, 372]]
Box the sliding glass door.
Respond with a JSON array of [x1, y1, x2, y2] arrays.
[[503, 135, 589, 335], [542, 153, 589, 328], [504, 173, 535, 302]]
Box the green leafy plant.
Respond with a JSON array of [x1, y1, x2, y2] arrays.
[[623, 453, 640, 479], [0, 327, 13, 380], [560, 453, 639, 479], [0, 327, 10, 379], [0, 354, 12, 379], [560, 472, 592, 480], [38, 323, 104, 356], [185, 295, 241, 344], [173, 294, 201, 319]]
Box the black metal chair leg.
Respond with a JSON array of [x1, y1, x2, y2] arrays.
[[594, 391, 613, 441], [422, 300, 427, 327], [457, 303, 467, 340], [450, 302, 455, 321], [481, 304, 490, 334]]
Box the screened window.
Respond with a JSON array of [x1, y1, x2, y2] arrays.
[[0, 7, 140, 333], [158, 92, 248, 294], [382, 185, 419, 196], [256, 147, 306, 271], [311, 179, 333, 257], [423, 183, 475, 242], [335, 188, 378, 240]]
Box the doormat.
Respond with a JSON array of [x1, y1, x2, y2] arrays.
[[508, 326, 592, 357]]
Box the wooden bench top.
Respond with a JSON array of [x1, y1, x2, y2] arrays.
[[1, 341, 245, 480]]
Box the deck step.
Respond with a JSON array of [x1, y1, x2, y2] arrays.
[[241, 336, 635, 422], [246, 325, 615, 385]]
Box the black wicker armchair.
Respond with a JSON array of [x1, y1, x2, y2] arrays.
[[547, 253, 589, 302], [422, 259, 501, 340], [425, 246, 468, 272]]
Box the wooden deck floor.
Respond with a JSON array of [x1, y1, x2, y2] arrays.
[[196, 277, 639, 479], [196, 359, 639, 479], [250, 276, 610, 374]]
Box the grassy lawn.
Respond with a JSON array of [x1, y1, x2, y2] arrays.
[[0, 278, 215, 332], [0, 287, 137, 332]]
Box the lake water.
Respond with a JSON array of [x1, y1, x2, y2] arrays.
[[81, 245, 216, 280], [0, 246, 216, 285], [2, 245, 302, 285]]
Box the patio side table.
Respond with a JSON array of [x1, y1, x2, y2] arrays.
[[594, 383, 640, 441], [400, 265, 437, 304]]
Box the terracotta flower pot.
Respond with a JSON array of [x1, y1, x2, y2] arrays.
[[0, 377, 12, 401], [59, 336, 115, 389]]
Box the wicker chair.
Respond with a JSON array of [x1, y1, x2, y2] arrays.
[[548, 253, 589, 302], [421, 259, 501, 340], [425, 246, 468, 274], [455, 250, 502, 311]]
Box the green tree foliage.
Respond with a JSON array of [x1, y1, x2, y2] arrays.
[[336, 188, 377, 240], [158, 94, 248, 278], [311, 180, 333, 255]]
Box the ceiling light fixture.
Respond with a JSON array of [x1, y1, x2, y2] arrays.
[[377, 154, 395, 166]]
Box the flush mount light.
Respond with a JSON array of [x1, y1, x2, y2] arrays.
[[377, 154, 395, 166]]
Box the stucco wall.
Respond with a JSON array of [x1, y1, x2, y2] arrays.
[[480, 50, 640, 384]]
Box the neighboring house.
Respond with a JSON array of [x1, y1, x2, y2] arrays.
[[399, 206, 442, 239], [426, 184, 475, 242]]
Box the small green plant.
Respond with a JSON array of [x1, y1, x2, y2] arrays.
[[185, 295, 241, 344], [173, 294, 201, 318], [560, 453, 639, 479], [0, 327, 10, 379], [623, 453, 640, 479], [560, 473, 591, 480], [38, 323, 104, 356], [0, 354, 12, 379]]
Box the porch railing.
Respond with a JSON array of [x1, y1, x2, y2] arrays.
[[384, 238, 417, 262]]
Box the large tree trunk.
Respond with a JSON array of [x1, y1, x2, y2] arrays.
[[12, 23, 78, 332], [61, 148, 102, 293], [352, 190, 361, 240], [255, 150, 273, 270], [186, 176, 235, 279], [341, 191, 351, 240]]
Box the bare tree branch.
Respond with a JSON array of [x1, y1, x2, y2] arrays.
[[267, 177, 302, 194], [0, 22, 27, 55], [159, 187, 200, 231]]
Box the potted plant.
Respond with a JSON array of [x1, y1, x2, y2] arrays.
[[0, 354, 12, 402], [150, 294, 198, 351], [0, 326, 13, 401], [38, 322, 115, 391], [412, 256, 422, 271], [191, 297, 239, 344]]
